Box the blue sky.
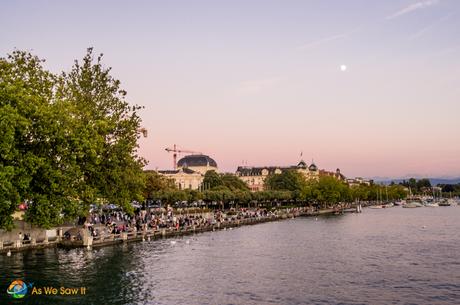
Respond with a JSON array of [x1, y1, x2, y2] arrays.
[[1, 0, 460, 178]]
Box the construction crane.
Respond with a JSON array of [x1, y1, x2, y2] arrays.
[[165, 144, 202, 170]]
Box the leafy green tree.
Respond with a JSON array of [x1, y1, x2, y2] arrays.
[[144, 171, 176, 199], [388, 185, 407, 199], [202, 170, 223, 189], [265, 170, 308, 192], [55, 48, 146, 216], [233, 189, 252, 205], [351, 185, 370, 201], [312, 176, 350, 207], [0, 49, 146, 229], [399, 178, 432, 194], [158, 190, 187, 204], [203, 189, 223, 203], [0, 50, 71, 229], [221, 174, 249, 191], [416, 178, 431, 190], [183, 189, 203, 202]]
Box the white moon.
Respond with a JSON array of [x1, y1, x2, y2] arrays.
[[340, 65, 347, 71]]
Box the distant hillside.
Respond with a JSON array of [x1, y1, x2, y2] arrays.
[[372, 177, 460, 186], [429, 178, 460, 185]]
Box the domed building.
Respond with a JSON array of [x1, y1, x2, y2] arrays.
[[158, 154, 218, 190], [177, 154, 218, 175]]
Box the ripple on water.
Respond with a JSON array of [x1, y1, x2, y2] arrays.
[[1, 208, 460, 305]]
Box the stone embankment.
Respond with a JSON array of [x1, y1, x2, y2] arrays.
[[1, 204, 363, 254]]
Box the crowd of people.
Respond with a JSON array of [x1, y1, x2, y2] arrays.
[[64, 205, 312, 241], [74, 206, 300, 238]]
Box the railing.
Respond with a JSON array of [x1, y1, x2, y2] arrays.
[[0, 236, 59, 252]]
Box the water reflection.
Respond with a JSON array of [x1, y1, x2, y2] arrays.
[[1, 207, 460, 304]]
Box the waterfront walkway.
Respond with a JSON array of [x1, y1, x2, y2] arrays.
[[1, 204, 363, 254]]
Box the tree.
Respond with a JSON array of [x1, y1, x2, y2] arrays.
[[221, 174, 249, 191], [233, 189, 251, 205], [144, 171, 176, 199], [202, 170, 223, 189], [183, 189, 203, 202], [0, 49, 146, 229], [388, 185, 407, 199], [55, 48, 146, 216], [399, 178, 432, 194], [416, 178, 431, 190], [350, 185, 370, 201], [265, 170, 308, 192], [0, 50, 70, 229], [311, 176, 350, 207], [408, 178, 417, 190]]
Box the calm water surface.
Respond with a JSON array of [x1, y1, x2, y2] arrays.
[[1, 207, 460, 305]]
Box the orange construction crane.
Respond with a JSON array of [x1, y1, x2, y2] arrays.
[[165, 144, 202, 170]]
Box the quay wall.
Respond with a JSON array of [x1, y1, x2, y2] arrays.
[[1, 204, 363, 254]]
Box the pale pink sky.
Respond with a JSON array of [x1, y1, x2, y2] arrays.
[[2, 1, 460, 178]]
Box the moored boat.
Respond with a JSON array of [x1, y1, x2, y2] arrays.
[[438, 199, 451, 206], [382, 203, 394, 208], [403, 201, 423, 208]]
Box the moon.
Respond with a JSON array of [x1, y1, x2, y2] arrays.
[[340, 65, 347, 72]]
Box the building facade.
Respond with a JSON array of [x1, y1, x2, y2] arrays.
[[236, 160, 325, 192], [346, 177, 372, 187], [158, 154, 218, 190]]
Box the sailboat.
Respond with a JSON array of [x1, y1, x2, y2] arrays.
[[382, 186, 394, 208], [370, 188, 383, 208], [447, 192, 458, 206], [403, 187, 423, 208], [424, 188, 439, 207], [424, 200, 439, 207], [439, 199, 451, 206]]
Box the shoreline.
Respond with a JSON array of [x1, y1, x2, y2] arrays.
[[1, 205, 362, 254]]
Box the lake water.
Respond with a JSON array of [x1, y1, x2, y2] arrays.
[[1, 207, 460, 305]]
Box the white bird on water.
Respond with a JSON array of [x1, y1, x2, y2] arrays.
[[170, 241, 176, 245], [7, 250, 11, 256]]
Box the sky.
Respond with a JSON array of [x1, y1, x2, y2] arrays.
[[1, 0, 460, 178]]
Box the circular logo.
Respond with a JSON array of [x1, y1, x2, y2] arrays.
[[7, 280, 28, 299]]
